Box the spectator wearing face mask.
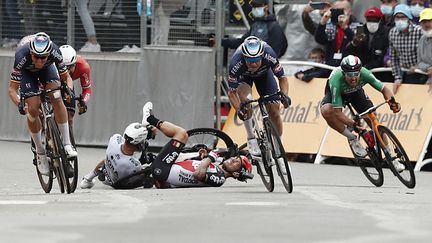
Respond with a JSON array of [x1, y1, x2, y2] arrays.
[[220, 0, 288, 58], [302, 0, 333, 36], [314, 0, 360, 67], [294, 47, 329, 82], [389, 4, 425, 94], [345, 6, 392, 82], [407, 0, 430, 24], [414, 8, 432, 92], [380, 0, 399, 27]]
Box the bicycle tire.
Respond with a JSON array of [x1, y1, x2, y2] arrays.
[[355, 134, 384, 187], [33, 139, 54, 193], [68, 125, 78, 192], [48, 118, 72, 193], [186, 128, 235, 153], [378, 126, 415, 188], [264, 119, 293, 193], [255, 126, 275, 193]]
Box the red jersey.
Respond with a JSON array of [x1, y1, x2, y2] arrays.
[[71, 55, 92, 103]]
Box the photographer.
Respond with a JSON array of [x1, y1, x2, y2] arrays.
[[314, 0, 360, 67]]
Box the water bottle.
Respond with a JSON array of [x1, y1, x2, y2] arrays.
[[363, 130, 375, 148]]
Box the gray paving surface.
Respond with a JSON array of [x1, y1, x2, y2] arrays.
[[1, 140, 432, 243]]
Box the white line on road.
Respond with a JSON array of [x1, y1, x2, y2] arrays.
[[225, 202, 281, 206], [0, 200, 47, 205]]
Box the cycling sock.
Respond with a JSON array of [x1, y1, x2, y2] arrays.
[[342, 127, 356, 140], [31, 131, 45, 154], [84, 170, 98, 180], [244, 119, 255, 139], [147, 115, 164, 129], [58, 122, 71, 145]]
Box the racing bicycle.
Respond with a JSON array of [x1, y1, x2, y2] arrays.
[[239, 92, 293, 193], [27, 87, 78, 194], [346, 98, 416, 189]]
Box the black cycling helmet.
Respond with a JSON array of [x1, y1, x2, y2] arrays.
[[241, 36, 265, 62], [29, 32, 53, 57], [341, 55, 362, 73]]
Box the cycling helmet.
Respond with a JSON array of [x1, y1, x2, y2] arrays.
[[341, 55, 362, 73], [123, 122, 148, 145], [59, 45, 77, 66], [240, 155, 252, 173], [29, 32, 53, 56], [241, 36, 265, 62]]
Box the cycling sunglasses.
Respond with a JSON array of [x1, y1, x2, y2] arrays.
[[31, 53, 49, 60], [344, 71, 360, 78], [244, 56, 262, 63]]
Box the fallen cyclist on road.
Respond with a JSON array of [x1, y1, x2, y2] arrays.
[[80, 102, 253, 189]]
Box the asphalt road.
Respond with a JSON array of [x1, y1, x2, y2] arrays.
[[1, 140, 432, 243]]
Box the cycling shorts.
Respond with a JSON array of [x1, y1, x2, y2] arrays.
[[321, 82, 373, 113], [19, 63, 61, 98], [151, 139, 184, 182]]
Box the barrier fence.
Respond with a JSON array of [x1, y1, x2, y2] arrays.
[[222, 68, 432, 171]]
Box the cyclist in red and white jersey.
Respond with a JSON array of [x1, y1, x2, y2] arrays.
[[80, 102, 253, 189], [59, 45, 92, 121]]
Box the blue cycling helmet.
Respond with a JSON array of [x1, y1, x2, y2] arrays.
[[241, 36, 265, 62], [29, 32, 53, 56]]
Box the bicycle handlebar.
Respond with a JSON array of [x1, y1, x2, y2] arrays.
[[240, 92, 283, 108], [358, 98, 392, 117]]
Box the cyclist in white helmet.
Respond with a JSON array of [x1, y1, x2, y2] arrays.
[[59, 45, 93, 122], [8, 32, 77, 176]]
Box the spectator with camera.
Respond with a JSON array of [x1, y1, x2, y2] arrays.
[[314, 0, 360, 67], [345, 7, 390, 71]]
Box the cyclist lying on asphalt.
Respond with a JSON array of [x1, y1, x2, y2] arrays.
[[80, 102, 253, 189]]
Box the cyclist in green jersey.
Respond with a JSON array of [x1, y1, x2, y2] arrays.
[[320, 55, 404, 170]]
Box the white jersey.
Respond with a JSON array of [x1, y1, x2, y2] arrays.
[[165, 159, 226, 188], [103, 134, 142, 186]]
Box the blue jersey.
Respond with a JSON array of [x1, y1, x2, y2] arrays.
[[227, 43, 285, 90], [10, 41, 68, 83]]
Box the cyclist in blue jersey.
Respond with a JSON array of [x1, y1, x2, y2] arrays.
[[320, 55, 405, 171], [8, 32, 78, 176], [226, 36, 291, 157]]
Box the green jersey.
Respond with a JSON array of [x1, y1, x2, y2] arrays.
[[328, 67, 384, 108]]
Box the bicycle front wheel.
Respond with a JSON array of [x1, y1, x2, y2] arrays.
[[33, 139, 54, 193], [68, 126, 78, 192], [186, 128, 235, 152], [47, 118, 72, 193], [379, 126, 415, 188], [264, 119, 293, 193]]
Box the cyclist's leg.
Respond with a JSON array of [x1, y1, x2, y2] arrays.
[[348, 89, 374, 127], [41, 64, 74, 152], [255, 70, 282, 135], [236, 82, 256, 140]]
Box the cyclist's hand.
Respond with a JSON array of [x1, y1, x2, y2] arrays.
[[237, 105, 249, 121], [279, 92, 291, 108], [388, 97, 401, 113], [207, 150, 219, 162], [77, 96, 88, 115], [18, 102, 26, 115]]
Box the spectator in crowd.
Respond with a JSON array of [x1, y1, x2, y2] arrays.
[[415, 8, 432, 92], [380, 0, 399, 27], [17, 0, 41, 35], [388, 4, 425, 94], [302, 0, 332, 36], [294, 47, 329, 82], [76, 0, 101, 52], [345, 6, 392, 82], [314, 0, 360, 67], [220, 0, 288, 58], [407, 0, 430, 24]]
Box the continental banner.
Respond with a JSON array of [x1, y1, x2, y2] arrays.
[[320, 83, 432, 160], [223, 77, 432, 161], [223, 77, 328, 154]]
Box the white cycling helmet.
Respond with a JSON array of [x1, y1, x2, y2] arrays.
[[29, 32, 53, 56], [241, 36, 265, 62], [123, 122, 148, 145], [59, 45, 77, 66]]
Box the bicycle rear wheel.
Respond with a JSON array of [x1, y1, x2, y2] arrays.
[[378, 126, 415, 188], [264, 119, 292, 193], [47, 118, 72, 193], [353, 134, 384, 187]]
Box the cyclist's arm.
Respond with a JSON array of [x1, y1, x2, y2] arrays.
[[8, 80, 20, 106], [228, 89, 241, 110], [60, 71, 73, 90], [381, 85, 394, 101], [278, 76, 289, 96], [192, 158, 212, 181], [79, 61, 92, 103]]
